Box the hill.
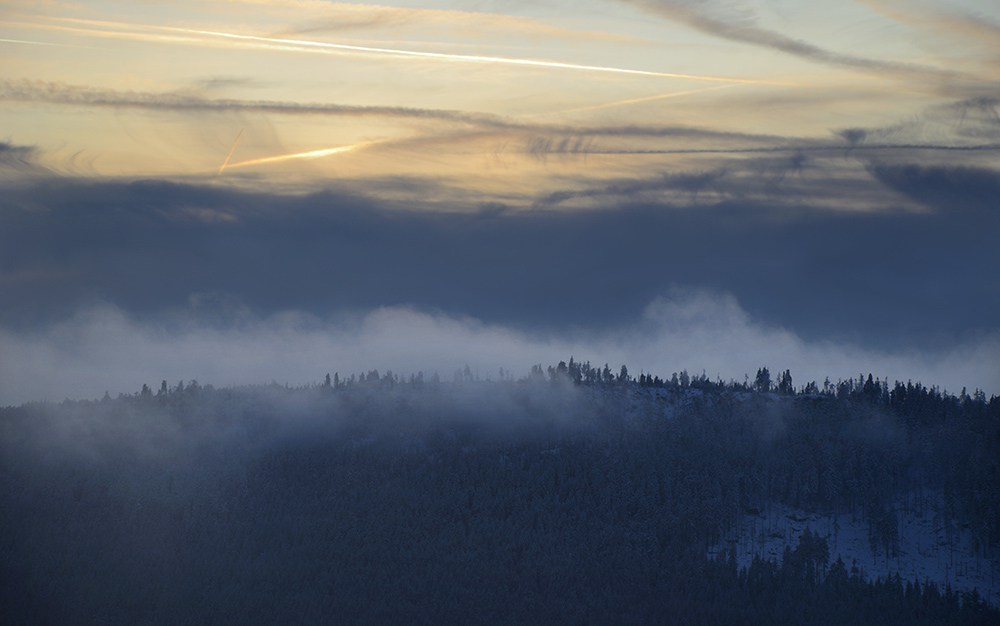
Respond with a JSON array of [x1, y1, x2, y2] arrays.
[[2, 364, 998, 624]]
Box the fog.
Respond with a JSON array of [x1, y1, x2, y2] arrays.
[[3, 289, 996, 408]]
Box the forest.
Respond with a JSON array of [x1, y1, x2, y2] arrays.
[[2, 362, 998, 625]]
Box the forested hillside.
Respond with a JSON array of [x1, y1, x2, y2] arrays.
[[2, 363, 998, 625]]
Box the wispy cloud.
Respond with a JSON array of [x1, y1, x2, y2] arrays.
[[5, 77, 995, 204], [0, 78, 801, 144], [0, 141, 48, 179], [0, 78, 505, 126], [529, 156, 894, 210], [854, 0, 1000, 52], [252, 0, 645, 44], [530, 141, 1000, 158], [620, 0, 976, 87], [0, 141, 37, 164]]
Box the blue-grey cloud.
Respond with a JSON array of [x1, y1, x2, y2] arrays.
[[0, 141, 47, 178], [867, 163, 1000, 215], [2, 173, 997, 357]]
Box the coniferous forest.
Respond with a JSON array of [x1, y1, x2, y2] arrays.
[[2, 363, 998, 625]]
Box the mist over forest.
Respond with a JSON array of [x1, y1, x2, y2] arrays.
[[3, 362, 998, 625]]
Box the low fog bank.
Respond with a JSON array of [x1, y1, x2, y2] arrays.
[[2, 290, 997, 407], [0, 376, 601, 472]]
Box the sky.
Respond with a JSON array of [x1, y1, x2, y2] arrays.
[[1, 0, 999, 404]]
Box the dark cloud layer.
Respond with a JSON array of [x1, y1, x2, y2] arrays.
[[2, 169, 998, 354], [867, 163, 1000, 214]]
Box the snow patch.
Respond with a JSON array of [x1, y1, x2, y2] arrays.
[[709, 495, 1000, 606]]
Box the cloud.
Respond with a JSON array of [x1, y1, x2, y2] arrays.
[[200, 0, 640, 44], [2, 176, 998, 360], [0, 78, 506, 127], [11, 79, 994, 166], [0, 79, 790, 144], [2, 292, 996, 407], [0, 140, 36, 161], [866, 163, 1000, 214], [531, 150, 905, 210], [853, 0, 1000, 52], [619, 0, 973, 87], [535, 169, 732, 206], [259, 0, 642, 45], [935, 97, 1000, 140], [0, 141, 47, 178]]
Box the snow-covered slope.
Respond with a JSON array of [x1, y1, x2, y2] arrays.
[[709, 494, 1000, 606]]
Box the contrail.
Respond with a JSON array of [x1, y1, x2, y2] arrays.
[[217, 128, 244, 176], [224, 142, 371, 169], [523, 84, 736, 119], [36, 16, 793, 85], [0, 37, 62, 46], [562, 143, 1000, 155], [177, 27, 781, 84], [0, 37, 94, 49], [3, 19, 220, 48], [566, 84, 735, 112]]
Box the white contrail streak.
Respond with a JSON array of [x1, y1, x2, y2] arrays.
[[33, 16, 792, 85], [176, 27, 771, 84], [217, 128, 244, 176], [0, 37, 92, 48], [523, 84, 737, 118]]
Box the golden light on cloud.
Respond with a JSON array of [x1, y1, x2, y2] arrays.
[[3, 0, 996, 196]]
